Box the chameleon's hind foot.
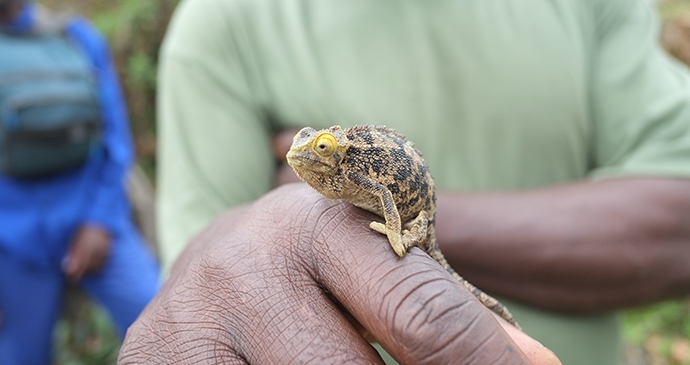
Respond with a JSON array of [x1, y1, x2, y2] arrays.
[[370, 210, 429, 257]]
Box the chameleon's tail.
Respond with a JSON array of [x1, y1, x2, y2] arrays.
[[426, 242, 522, 330], [450, 271, 522, 330], [401, 213, 521, 329]]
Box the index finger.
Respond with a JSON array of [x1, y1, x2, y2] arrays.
[[286, 186, 536, 364]]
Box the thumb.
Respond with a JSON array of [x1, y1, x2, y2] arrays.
[[62, 248, 87, 281]]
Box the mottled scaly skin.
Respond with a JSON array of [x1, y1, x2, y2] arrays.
[[287, 125, 520, 329]]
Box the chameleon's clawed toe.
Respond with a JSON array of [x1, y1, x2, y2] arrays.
[[369, 221, 406, 257], [369, 221, 387, 235]]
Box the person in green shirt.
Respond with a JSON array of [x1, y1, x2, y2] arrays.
[[148, 0, 690, 363]]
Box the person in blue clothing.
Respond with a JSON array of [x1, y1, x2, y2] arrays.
[[0, 1, 160, 364]]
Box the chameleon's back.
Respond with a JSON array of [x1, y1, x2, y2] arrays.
[[342, 125, 436, 225]]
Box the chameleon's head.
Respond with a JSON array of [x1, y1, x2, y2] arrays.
[[286, 125, 349, 178]]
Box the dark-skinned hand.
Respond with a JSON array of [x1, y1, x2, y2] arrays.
[[63, 224, 111, 282], [118, 184, 560, 365]]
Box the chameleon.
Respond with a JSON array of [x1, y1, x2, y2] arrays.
[[286, 124, 521, 329]]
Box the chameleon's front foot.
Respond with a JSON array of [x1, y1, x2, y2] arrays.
[[370, 210, 429, 257], [369, 221, 406, 256]]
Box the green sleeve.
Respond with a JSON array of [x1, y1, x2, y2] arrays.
[[589, 0, 690, 179], [157, 0, 273, 272]]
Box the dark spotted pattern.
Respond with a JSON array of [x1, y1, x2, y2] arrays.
[[287, 124, 521, 329], [341, 125, 434, 225]]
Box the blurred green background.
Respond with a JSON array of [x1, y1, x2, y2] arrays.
[[35, 0, 690, 364]]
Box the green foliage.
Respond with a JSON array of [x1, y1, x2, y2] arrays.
[[89, 0, 162, 92], [127, 51, 158, 90], [90, 0, 159, 40], [623, 300, 690, 345], [54, 298, 120, 365], [622, 299, 690, 364]]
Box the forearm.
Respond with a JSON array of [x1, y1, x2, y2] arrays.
[[436, 177, 690, 313]]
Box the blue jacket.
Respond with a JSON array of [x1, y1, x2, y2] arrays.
[[0, 3, 135, 268]]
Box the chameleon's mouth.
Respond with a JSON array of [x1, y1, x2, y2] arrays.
[[286, 151, 320, 168], [286, 150, 337, 174]]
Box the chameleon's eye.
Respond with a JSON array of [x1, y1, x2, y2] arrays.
[[313, 132, 338, 157]]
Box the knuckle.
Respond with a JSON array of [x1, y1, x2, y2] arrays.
[[385, 272, 467, 338], [119, 283, 246, 364], [375, 263, 509, 363]]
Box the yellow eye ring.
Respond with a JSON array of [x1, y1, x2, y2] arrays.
[[313, 132, 338, 157]]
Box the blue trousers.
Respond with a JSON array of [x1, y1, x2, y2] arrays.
[[0, 223, 160, 365]]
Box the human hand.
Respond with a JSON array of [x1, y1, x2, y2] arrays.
[[273, 128, 302, 186], [0, 1, 24, 24], [118, 185, 560, 364], [63, 224, 111, 282]]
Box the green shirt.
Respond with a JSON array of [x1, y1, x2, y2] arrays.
[[157, 0, 690, 363]]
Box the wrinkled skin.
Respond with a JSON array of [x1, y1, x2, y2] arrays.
[[118, 185, 560, 365]]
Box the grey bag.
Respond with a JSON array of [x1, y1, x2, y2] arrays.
[[0, 9, 101, 178]]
